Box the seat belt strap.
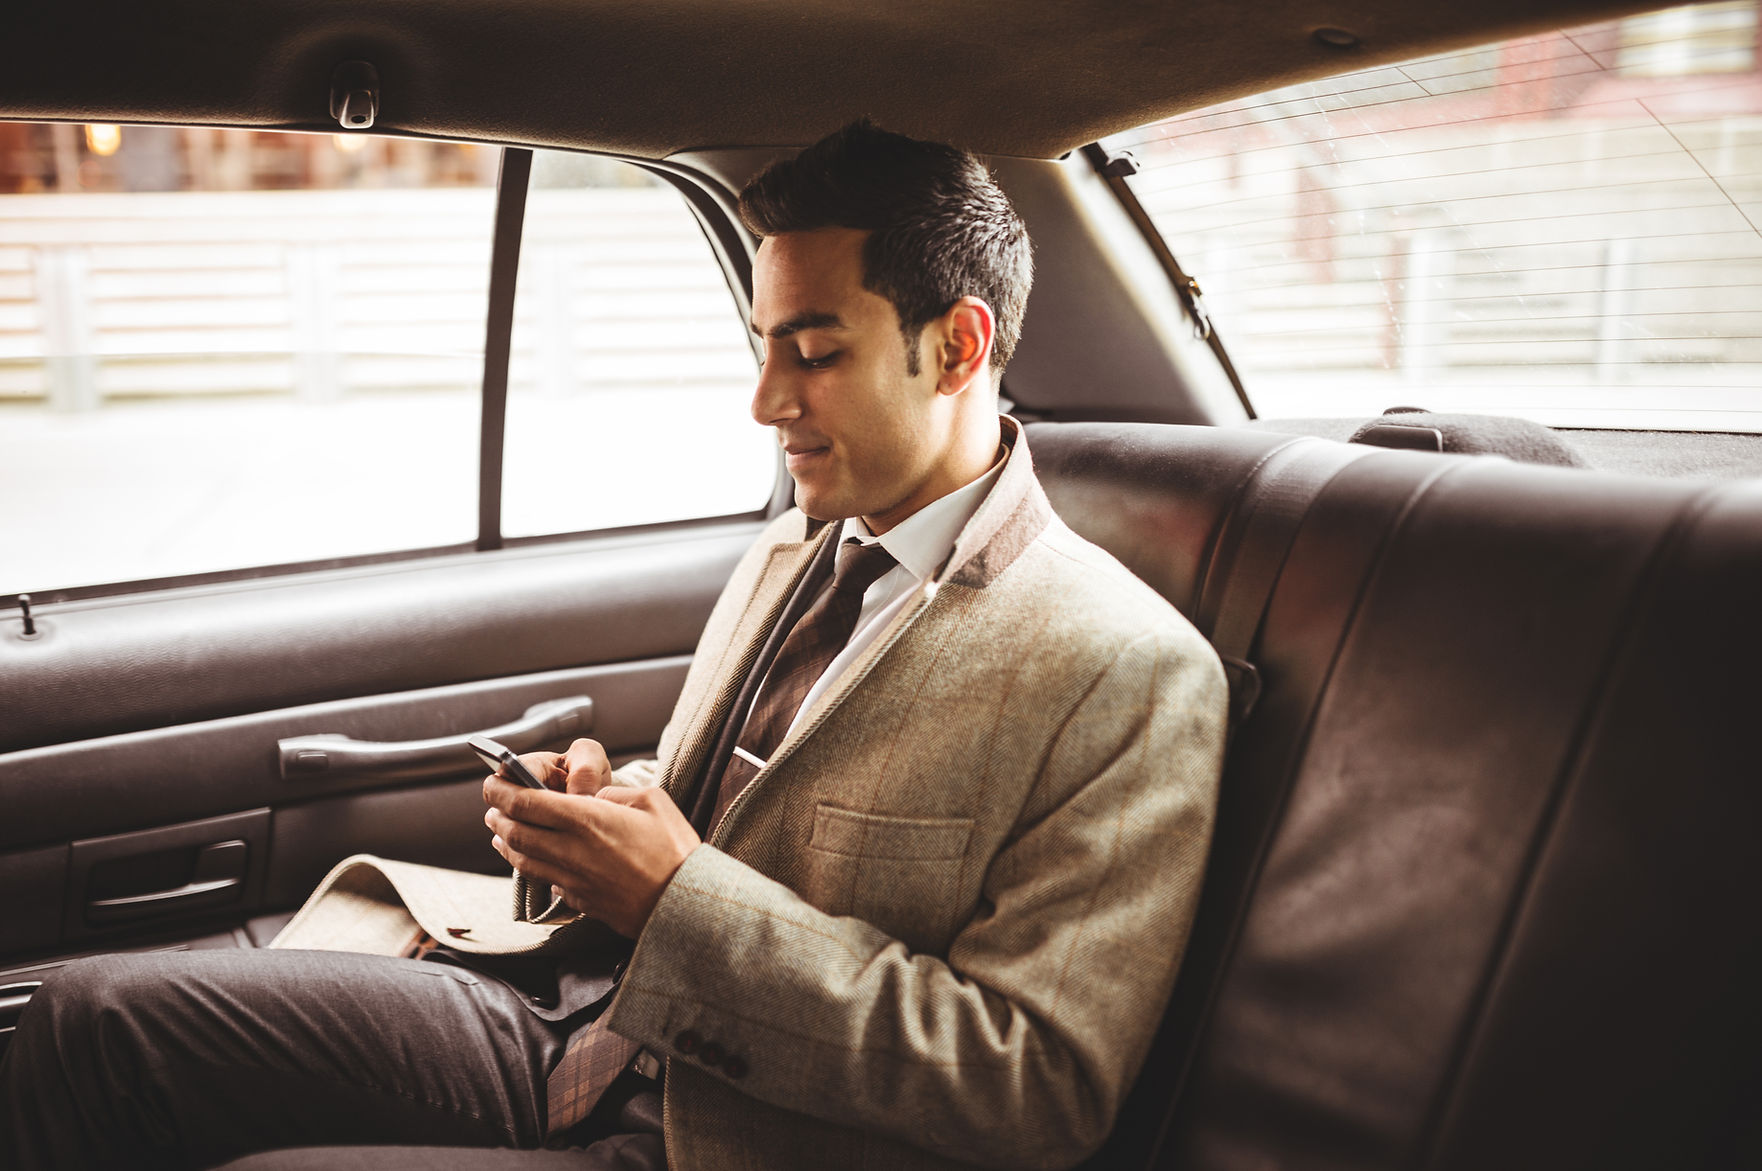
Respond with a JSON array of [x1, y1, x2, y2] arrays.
[[1082, 143, 1255, 420], [1198, 437, 1370, 729]]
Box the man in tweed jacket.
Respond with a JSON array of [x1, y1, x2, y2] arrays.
[[480, 122, 1227, 1169], [0, 122, 1223, 1171]]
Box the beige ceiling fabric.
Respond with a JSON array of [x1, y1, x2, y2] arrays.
[[0, 0, 1668, 159]]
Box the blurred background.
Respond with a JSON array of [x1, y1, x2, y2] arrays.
[[0, 136, 772, 595], [1111, 0, 1762, 429]]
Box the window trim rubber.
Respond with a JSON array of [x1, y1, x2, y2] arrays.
[[477, 146, 532, 553], [0, 507, 780, 610]]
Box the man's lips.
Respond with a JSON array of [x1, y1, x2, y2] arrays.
[[784, 443, 830, 470]]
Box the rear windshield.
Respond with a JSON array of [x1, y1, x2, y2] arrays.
[[1107, 0, 1762, 432]]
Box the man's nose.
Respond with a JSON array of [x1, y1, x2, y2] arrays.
[[750, 359, 798, 427]]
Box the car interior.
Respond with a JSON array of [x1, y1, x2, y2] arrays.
[[2, 0, 1758, 1167]]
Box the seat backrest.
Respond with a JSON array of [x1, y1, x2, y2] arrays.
[[1029, 421, 1762, 1171]]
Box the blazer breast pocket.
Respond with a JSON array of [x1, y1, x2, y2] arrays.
[[804, 803, 974, 954]]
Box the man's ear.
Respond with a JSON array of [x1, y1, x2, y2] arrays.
[[933, 297, 996, 396]]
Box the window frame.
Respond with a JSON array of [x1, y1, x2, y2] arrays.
[[1080, 142, 1257, 420], [0, 131, 784, 608], [1098, 1, 1762, 432]]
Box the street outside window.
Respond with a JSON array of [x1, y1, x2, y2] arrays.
[[1109, 0, 1762, 431], [0, 128, 769, 596]]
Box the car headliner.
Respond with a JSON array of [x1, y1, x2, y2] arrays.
[[1, 0, 1674, 158]]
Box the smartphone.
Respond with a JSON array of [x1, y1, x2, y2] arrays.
[[467, 734, 549, 790]]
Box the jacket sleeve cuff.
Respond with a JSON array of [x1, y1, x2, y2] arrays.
[[603, 844, 802, 1062]]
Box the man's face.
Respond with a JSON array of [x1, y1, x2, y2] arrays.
[[749, 227, 953, 534]]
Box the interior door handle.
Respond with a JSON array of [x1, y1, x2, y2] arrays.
[[0, 982, 42, 1026], [1, 981, 43, 1045], [277, 695, 593, 781], [85, 839, 249, 925]]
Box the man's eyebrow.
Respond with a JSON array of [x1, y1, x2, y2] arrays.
[[750, 311, 845, 338]]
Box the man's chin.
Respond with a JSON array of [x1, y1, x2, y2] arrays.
[[797, 502, 853, 523], [793, 487, 858, 524]]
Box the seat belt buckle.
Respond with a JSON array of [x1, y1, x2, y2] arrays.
[[1218, 654, 1263, 732]]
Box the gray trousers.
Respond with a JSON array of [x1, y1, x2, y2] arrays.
[[0, 948, 664, 1170]]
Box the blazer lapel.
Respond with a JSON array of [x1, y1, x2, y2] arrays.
[[757, 576, 939, 780], [748, 417, 1054, 782], [662, 525, 836, 798]]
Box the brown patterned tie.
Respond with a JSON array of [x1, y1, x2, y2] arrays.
[[545, 1013, 640, 1137], [712, 538, 897, 828], [544, 537, 895, 1137]]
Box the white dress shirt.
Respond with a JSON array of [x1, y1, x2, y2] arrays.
[[761, 458, 1006, 749]]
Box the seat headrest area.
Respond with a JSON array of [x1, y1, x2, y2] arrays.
[[1349, 407, 1591, 467]]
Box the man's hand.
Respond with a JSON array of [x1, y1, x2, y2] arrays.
[[509, 737, 616, 796], [483, 738, 699, 938]]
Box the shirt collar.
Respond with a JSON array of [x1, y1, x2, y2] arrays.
[[840, 455, 1007, 581]]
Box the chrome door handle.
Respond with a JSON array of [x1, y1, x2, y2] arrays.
[[1, 981, 43, 1045], [277, 695, 593, 781], [88, 877, 240, 916], [85, 839, 250, 925], [0, 982, 42, 1024]]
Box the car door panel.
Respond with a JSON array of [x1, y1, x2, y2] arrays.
[[63, 809, 271, 946], [0, 518, 760, 1006], [1, 655, 695, 854], [0, 846, 68, 956], [2, 521, 759, 754]]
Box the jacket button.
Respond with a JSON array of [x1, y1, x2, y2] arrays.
[[673, 1030, 702, 1055], [698, 1041, 725, 1068], [722, 1054, 748, 1079]]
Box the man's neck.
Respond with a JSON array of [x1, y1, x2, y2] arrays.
[[861, 409, 1002, 535], [845, 449, 1006, 581]]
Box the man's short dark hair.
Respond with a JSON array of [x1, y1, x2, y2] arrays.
[[738, 119, 1033, 375]]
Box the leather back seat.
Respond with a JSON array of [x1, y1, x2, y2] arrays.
[[1028, 421, 1761, 1171]]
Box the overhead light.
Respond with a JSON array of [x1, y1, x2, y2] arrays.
[[1313, 27, 1363, 49], [85, 124, 122, 156]]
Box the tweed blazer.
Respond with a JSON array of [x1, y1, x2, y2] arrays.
[[594, 418, 1227, 1171]]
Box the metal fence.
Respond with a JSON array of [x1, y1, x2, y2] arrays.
[[0, 186, 754, 409]]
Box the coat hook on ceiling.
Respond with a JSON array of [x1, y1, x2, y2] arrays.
[[1313, 27, 1363, 50], [330, 61, 381, 130]]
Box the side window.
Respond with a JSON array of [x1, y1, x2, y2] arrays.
[[0, 126, 496, 594], [0, 127, 767, 597], [1106, 0, 1762, 431], [502, 151, 771, 538]]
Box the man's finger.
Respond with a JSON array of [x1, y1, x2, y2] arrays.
[[485, 806, 585, 865], [561, 738, 613, 796], [482, 777, 591, 830], [516, 750, 567, 791], [488, 829, 575, 892], [592, 785, 652, 807]]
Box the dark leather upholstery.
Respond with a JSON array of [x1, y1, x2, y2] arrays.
[[1029, 422, 1761, 1171]]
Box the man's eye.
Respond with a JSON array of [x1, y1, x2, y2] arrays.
[[798, 351, 838, 369]]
